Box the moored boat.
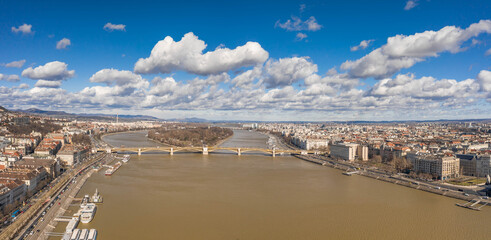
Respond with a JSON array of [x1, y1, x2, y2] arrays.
[[80, 203, 97, 223], [91, 189, 103, 203], [105, 161, 122, 176]]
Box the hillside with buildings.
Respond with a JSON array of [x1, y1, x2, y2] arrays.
[[0, 106, 162, 221]]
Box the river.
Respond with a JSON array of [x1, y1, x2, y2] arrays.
[[51, 130, 490, 239]]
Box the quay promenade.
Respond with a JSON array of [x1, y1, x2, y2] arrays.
[[294, 154, 491, 208], [0, 153, 110, 240]]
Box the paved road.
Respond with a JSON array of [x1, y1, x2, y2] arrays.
[[15, 153, 108, 240], [304, 154, 491, 205]]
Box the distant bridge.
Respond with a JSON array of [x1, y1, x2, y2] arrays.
[[97, 146, 320, 157]]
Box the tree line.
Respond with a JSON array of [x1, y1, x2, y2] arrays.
[[6, 121, 62, 136], [71, 133, 91, 146], [148, 126, 233, 147]]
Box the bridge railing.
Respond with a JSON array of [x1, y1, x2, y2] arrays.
[[98, 147, 319, 156]]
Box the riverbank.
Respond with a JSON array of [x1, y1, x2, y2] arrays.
[[7, 153, 109, 240], [214, 133, 234, 147], [294, 154, 490, 206], [101, 130, 150, 148], [40, 169, 96, 240]]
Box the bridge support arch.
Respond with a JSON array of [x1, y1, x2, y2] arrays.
[[203, 147, 208, 155]]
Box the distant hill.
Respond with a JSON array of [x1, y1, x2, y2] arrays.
[[14, 108, 160, 121], [5, 106, 211, 122], [166, 117, 209, 123], [5, 106, 489, 123], [22, 108, 69, 115]]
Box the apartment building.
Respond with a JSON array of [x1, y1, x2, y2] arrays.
[[330, 143, 358, 162], [413, 155, 460, 180]]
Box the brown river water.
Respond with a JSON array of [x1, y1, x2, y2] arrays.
[[50, 130, 490, 240]]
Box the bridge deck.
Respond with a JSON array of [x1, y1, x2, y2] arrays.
[[98, 147, 317, 155]]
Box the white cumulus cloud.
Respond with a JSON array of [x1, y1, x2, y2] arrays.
[[6, 75, 20, 82], [56, 38, 71, 49], [104, 23, 126, 31], [263, 57, 317, 88], [275, 16, 322, 32], [134, 32, 269, 75], [477, 70, 491, 92], [3, 60, 26, 68], [368, 73, 480, 99], [0, 74, 20, 82], [350, 39, 374, 51], [404, 0, 418, 10], [341, 20, 491, 79], [11, 24, 33, 34], [89, 69, 147, 88], [18, 83, 29, 89], [34, 80, 62, 88], [22, 61, 75, 81], [296, 33, 308, 41]]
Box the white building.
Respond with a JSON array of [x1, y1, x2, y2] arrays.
[[291, 137, 328, 150], [468, 143, 489, 150], [358, 145, 369, 161], [305, 139, 329, 150], [330, 143, 358, 161], [413, 156, 460, 180]]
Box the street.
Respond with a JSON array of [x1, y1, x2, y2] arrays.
[[14, 153, 108, 240]]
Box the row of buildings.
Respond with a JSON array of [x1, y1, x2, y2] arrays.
[[0, 107, 164, 214], [0, 110, 88, 214], [259, 122, 491, 180]]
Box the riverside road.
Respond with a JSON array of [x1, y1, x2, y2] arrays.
[[14, 153, 111, 240]]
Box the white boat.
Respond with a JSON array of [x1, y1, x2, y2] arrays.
[[122, 155, 129, 163], [79, 229, 88, 240], [70, 229, 81, 240], [80, 203, 97, 223], [87, 229, 98, 240], [91, 189, 103, 203], [83, 195, 90, 204], [105, 161, 122, 176]]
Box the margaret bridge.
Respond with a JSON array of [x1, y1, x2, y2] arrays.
[[97, 146, 320, 157]]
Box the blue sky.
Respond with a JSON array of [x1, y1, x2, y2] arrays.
[[0, 0, 490, 121]]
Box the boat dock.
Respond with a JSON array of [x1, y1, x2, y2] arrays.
[[343, 170, 359, 176], [53, 216, 74, 222], [456, 199, 488, 211], [50, 189, 102, 239]]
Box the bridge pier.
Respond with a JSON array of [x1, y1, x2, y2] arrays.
[[272, 149, 276, 157], [138, 148, 141, 156], [237, 148, 241, 156], [170, 148, 173, 155], [202, 147, 208, 155]]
